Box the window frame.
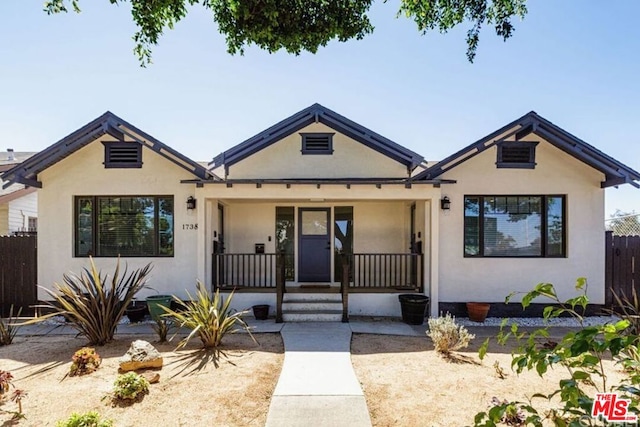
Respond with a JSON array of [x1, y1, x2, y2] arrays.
[[463, 194, 566, 258], [496, 141, 538, 169], [103, 141, 143, 168], [300, 133, 335, 155], [74, 195, 174, 258]]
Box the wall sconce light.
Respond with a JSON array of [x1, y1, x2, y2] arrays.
[[186, 196, 197, 210], [440, 196, 451, 210]]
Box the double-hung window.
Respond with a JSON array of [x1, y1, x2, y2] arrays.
[[75, 196, 174, 257], [464, 195, 565, 257]]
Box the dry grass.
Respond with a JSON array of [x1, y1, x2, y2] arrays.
[[1, 333, 283, 426]]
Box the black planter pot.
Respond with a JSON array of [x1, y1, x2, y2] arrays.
[[398, 294, 430, 325], [252, 304, 269, 320], [125, 303, 148, 323]]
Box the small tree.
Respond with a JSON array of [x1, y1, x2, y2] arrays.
[[475, 278, 640, 426]]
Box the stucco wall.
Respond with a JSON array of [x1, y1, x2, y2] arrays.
[[37, 139, 201, 299], [227, 123, 408, 179], [438, 137, 606, 304]]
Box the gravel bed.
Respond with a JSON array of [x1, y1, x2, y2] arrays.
[[457, 315, 619, 327]]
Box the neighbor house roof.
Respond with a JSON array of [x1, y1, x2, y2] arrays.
[[1, 112, 213, 188], [210, 103, 424, 173], [0, 187, 36, 205], [413, 111, 640, 188]]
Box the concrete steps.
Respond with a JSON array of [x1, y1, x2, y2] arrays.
[[282, 293, 344, 322]]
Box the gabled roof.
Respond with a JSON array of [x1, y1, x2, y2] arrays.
[[414, 111, 640, 188], [1, 112, 213, 188], [210, 103, 424, 172]]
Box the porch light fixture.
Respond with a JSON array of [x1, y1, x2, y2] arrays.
[[440, 196, 451, 210], [186, 196, 197, 210]]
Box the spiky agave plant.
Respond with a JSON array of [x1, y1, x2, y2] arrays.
[[33, 257, 152, 345], [161, 282, 254, 349], [0, 305, 22, 346]]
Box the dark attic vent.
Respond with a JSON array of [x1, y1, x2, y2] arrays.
[[497, 142, 538, 169], [103, 142, 142, 168], [301, 133, 334, 155]]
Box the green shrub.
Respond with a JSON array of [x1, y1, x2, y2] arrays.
[[161, 282, 254, 349], [31, 257, 152, 345], [56, 411, 113, 427], [112, 372, 149, 401], [69, 347, 101, 376], [475, 278, 640, 426], [427, 312, 475, 354], [152, 318, 173, 343], [605, 287, 640, 335], [0, 305, 21, 346]]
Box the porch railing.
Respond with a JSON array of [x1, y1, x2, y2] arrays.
[[345, 253, 423, 292], [214, 252, 422, 323], [213, 253, 278, 290]]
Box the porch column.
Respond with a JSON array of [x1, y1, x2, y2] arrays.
[[427, 199, 439, 318], [195, 188, 206, 287]]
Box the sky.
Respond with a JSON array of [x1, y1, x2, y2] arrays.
[[1, 1, 639, 218]]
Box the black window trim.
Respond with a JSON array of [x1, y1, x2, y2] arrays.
[[74, 195, 174, 258], [300, 132, 335, 155], [496, 141, 538, 169], [103, 141, 143, 168], [464, 194, 566, 258]]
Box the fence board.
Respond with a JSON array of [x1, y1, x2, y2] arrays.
[[606, 233, 640, 309], [0, 235, 37, 317]]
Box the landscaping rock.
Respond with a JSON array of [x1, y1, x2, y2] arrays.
[[119, 340, 163, 372], [141, 371, 160, 384]]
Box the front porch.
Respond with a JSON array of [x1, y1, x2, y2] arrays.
[[201, 197, 439, 320]]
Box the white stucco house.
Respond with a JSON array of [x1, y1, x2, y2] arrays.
[[0, 150, 38, 236], [2, 104, 639, 320]]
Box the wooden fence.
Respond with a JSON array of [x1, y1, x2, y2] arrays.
[[605, 231, 640, 307], [0, 235, 37, 317]]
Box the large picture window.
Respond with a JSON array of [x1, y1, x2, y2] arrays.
[[75, 196, 174, 257], [464, 195, 565, 257]]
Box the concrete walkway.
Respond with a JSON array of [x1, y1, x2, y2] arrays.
[[265, 322, 372, 427]]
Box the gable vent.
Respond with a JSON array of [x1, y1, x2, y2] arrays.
[[502, 146, 531, 163], [103, 142, 142, 168], [301, 133, 334, 155], [497, 142, 537, 169]]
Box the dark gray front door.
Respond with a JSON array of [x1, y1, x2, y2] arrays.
[[298, 208, 331, 282]]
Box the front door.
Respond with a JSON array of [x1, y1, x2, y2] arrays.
[[298, 208, 331, 282]]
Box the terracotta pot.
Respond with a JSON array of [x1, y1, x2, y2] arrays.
[[466, 302, 490, 322]]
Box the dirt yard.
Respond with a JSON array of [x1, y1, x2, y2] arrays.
[[1, 333, 284, 426], [351, 333, 628, 427]]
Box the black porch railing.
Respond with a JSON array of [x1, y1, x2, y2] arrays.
[[214, 252, 423, 322], [345, 253, 423, 291], [213, 253, 278, 290]]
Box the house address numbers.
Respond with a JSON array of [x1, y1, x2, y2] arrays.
[[182, 224, 198, 230]]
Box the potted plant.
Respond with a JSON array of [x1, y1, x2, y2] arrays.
[[466, 302, 490, 322]]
